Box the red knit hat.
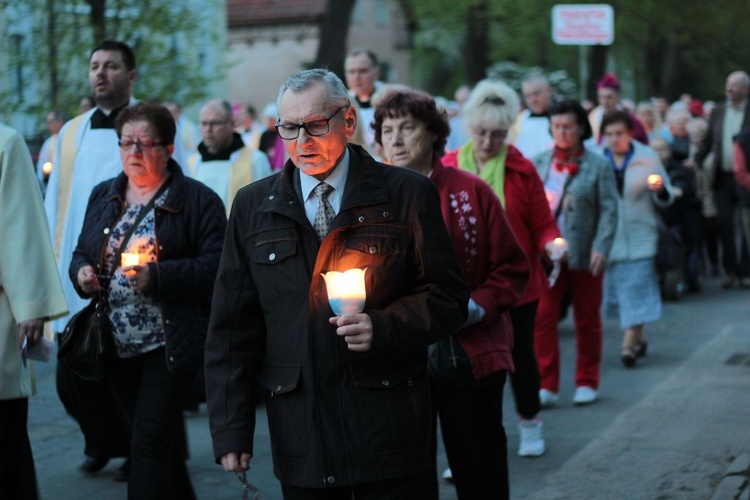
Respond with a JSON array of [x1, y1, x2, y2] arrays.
[[689, 100, 704, 117], [597, 73, 621, 91]]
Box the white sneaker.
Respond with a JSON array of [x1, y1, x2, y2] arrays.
[[442, 467, 453, 482], [539, 389, 559, 407], [518, 419, 546, 457], [573, 386, 598, 405]]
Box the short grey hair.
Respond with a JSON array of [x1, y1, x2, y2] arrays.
[[276, 69, 351, 112]]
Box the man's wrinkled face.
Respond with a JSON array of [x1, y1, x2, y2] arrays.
[[523, 81, 552, 115], [199, 104, 234, 154], [277, 82, 357, 179], [345, 53, 379, 99], [726, 74, 749, 106]]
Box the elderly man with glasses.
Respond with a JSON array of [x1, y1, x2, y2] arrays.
[[188, 99, 272, 216], [205, 68, 469, 499]]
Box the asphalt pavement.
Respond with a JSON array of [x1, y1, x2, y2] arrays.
[[27, 275, 750, 499]]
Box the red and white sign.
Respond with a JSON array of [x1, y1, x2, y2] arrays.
[[552, 4, 614, 45]]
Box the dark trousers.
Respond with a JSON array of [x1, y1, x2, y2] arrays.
[[703, 215, 719, 268], [0, 398, 38, 500], [509, 300, 541, 420], [714, 172, 749, 276], [432, 371, 509, 500], [55, 358, 131, 461], [108, 348, 196, 500], [280, 468, 435, 499]]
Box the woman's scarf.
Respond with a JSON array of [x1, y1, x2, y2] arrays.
[[552, 145, 583, 176], [458, 141, 507, 208]]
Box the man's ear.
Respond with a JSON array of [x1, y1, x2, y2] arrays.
[[344, 106, 358, 139]]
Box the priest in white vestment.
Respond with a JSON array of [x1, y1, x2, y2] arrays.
[[190, 99, 272, 215]]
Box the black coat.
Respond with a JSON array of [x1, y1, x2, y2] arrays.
[[205, 145, 469, 488], [70, 160, 227, 374]]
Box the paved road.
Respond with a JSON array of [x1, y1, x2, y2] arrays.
[[27, 275, 750, 499]]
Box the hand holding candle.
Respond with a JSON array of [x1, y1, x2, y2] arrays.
[[647, 174, 663, 192], [547, 237, 568, 262], [545, 238, 568, 288]]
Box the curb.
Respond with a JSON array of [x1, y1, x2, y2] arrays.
[[712, 453, 749, 500]]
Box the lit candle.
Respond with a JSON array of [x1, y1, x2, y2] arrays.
[[550, 237, 568, 261], [42, 162, 53, 175], [321, 268, 367, 315], [121, 252, 139, 268], [647, 174, 662, 187]]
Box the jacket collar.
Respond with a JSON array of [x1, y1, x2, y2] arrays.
[[259, 144, 389, 215], [106, 158, 188, 212]]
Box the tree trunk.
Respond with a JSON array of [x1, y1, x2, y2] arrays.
[[314, 0, 356, 80], [86, 0, 107, 42], [588, 45, 609, 101], [464, 0, 490, 85], [47, 0, 59, 108]]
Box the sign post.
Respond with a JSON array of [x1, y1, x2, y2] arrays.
[[552, 4, 614, 100]]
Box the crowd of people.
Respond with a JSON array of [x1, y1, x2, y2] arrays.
[[1, 37, 748, 500]]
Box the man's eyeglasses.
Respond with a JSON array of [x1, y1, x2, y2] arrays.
[[200, 120, 231, 129], [118, 139, 163, 151], [275, 107, 347, 140]]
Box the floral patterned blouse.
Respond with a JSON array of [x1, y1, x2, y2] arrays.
[[104, 189, 169, 358]]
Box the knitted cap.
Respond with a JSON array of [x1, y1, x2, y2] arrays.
[[597, 73, 621, 91]]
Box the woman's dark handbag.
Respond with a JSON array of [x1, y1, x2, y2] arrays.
[[58, 293, 113, 381]]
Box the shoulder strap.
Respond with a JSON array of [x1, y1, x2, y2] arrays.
[[54, 114, 87, 259], [106, 178, 173, 282]]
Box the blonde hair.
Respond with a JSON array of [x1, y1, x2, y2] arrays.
[[462, 79, 521, 131]]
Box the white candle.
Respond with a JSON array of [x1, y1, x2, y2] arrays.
[[550, 237, 568, 261], [647, 174, 662, 187], [321, 268, 367, 315], [122, 252, 139, 267]]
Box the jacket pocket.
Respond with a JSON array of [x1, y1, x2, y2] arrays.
[[251, 236, 301, 302], [344, 231, 402, 257], [253, 237, 297, 265], [345, 361, 430, 455], [256, 364, 307, 458]]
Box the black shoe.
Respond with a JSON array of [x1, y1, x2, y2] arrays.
[[113, 459, 130, 482], [621, 347, 637, 368], [635, 340, 648, 358], [80, 456, 109, 474]]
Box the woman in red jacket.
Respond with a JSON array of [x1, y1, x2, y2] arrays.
[[375, 89, 529, 499], [442, 79, 562, 458]]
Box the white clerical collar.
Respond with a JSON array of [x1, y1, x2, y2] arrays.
[[300, 148, 350, 203]]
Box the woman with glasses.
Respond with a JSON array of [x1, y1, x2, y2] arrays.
[[375, 87, 529, 500], [70, 103, 226, 499], [442, 79, 562, 458]]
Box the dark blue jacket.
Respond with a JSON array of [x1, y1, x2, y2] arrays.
[[70, 160, 226, 373]]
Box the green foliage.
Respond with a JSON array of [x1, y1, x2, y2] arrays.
[[2, 0, 216, 129], [409, 0, 750, 102]]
